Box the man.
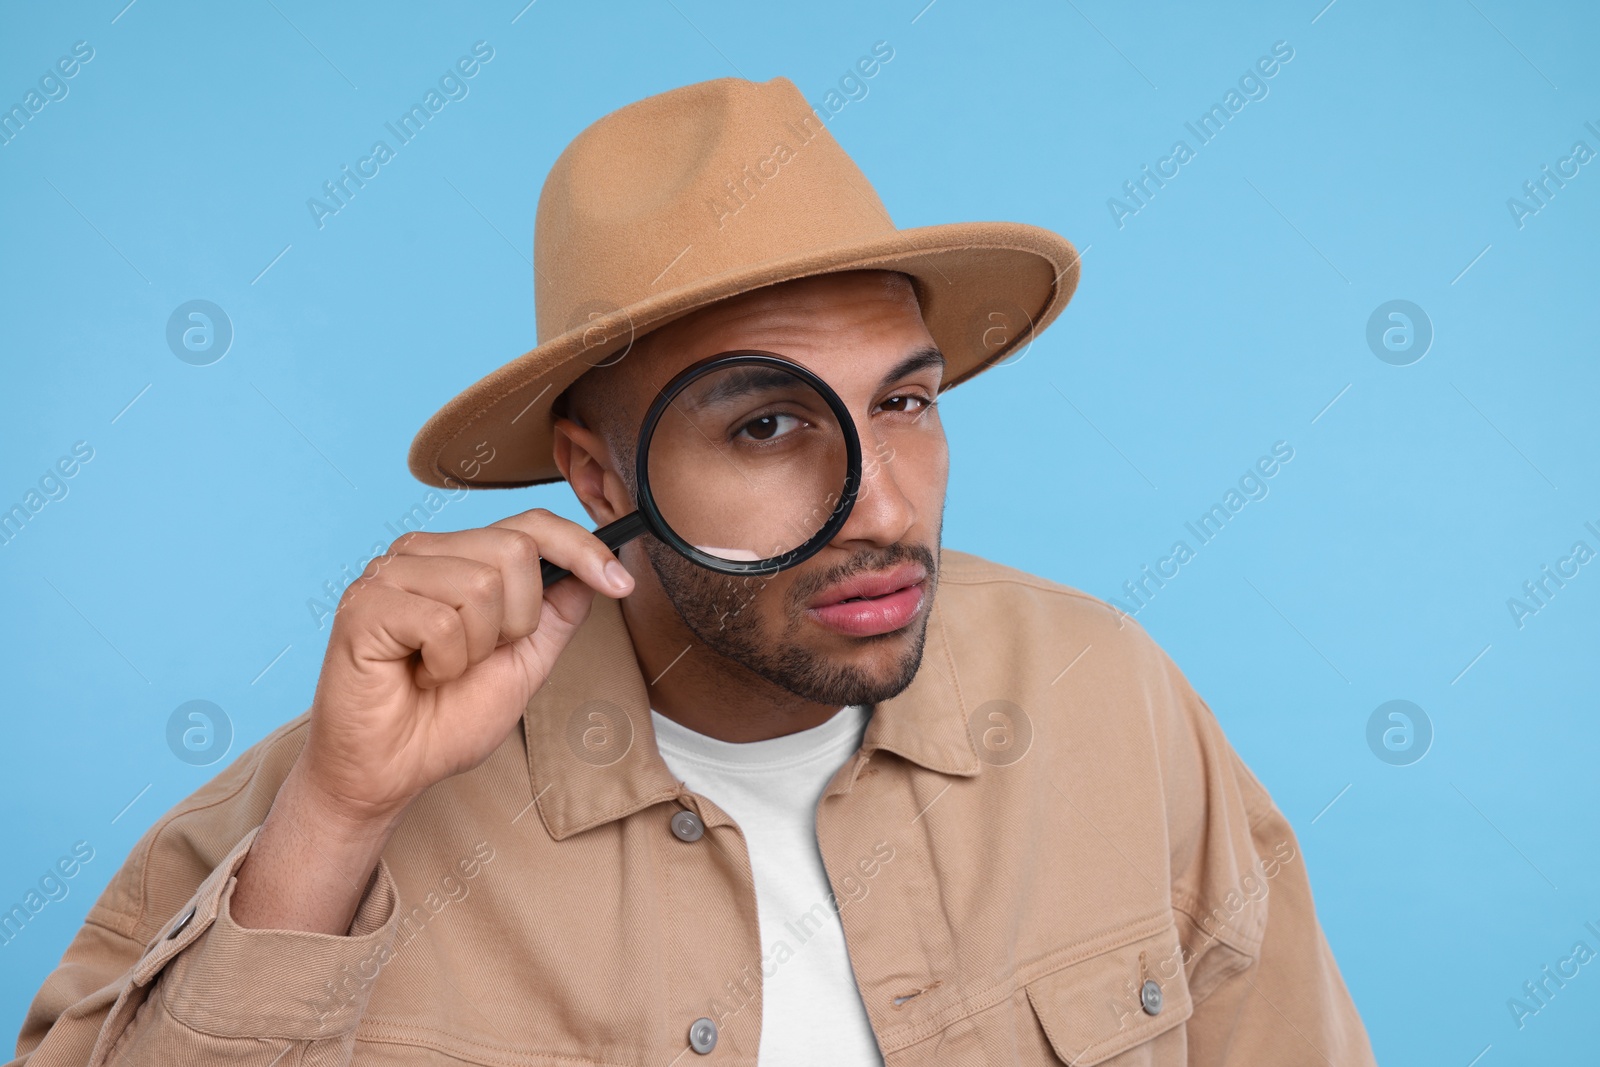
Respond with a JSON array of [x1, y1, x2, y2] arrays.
[[12, 76, 1376, 1065]]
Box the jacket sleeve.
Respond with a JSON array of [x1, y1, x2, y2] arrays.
[[1183, 749, 1377, 1065], [9, 718, 404, 1067], [1144, 638, 1378, 1065]]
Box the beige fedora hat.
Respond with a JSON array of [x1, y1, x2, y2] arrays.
[[407, 74, 1082, 490]]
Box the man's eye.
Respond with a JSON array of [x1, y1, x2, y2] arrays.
[[882, 394, 933, 414], [736, 412, 803, 442]]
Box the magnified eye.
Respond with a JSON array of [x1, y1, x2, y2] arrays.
[[736, 411, 803, 442]]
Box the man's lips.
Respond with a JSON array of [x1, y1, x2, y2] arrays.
[[804, 563, 928, 637]]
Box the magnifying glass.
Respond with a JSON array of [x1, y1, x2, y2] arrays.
[[539, 350, 863, 587]]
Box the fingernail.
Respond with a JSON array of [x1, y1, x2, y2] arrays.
[[604, 560, 632, 593]]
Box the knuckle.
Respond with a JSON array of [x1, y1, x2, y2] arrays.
[[423, 605, 461, 643], [358, 554, 394, 584], [502, 530, 540, 567], [464, 562, 503, 602], [390, 530, 434, 554]]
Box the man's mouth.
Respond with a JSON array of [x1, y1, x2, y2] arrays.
[[804, 563, 928, 637]]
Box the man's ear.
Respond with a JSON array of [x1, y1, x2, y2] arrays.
[[552, 416, 633, 525]]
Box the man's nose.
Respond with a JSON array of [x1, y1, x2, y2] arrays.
[[834, 428, 914, 547]]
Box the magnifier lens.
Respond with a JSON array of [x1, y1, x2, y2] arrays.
[[645, 363, 850, 563]]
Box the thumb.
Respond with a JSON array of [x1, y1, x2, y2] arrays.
[[495, 579, 602, 709]]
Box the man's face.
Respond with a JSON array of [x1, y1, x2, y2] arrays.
[[557, 270, 949, 708]]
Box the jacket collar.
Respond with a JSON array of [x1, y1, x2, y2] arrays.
[[523, 582, 981, 841]]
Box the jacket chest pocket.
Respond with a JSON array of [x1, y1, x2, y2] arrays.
[[1024, 922, 1193, 1065]]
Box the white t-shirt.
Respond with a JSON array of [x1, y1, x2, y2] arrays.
[[649, 704, 885, 1066]]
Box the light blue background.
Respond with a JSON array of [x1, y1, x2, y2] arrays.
[[2, 0, 1596, 1061]]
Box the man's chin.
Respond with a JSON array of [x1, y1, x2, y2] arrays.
[[761, 613, 932, 707]]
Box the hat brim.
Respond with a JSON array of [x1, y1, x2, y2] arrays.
[[407, 220, 1081, 489]]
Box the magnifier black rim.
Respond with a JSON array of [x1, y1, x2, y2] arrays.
[[633, 349, 863, 576]]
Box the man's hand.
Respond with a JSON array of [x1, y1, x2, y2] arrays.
[[299, 507, 634, 821], [230, 508, 633, 934]]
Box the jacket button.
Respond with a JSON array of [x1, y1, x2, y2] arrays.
[[165, 905, 196, 940], [1139, 978, 1163, 1015], [670, 809, 704, 842], [688, 1016, 718, 1053]]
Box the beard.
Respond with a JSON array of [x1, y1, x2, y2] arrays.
[[643, 535, 940, 707]]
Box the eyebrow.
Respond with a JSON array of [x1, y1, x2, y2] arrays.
[[684, 345, 946, 406], [879, 344, 945, 390], [677, 345, 949, 412], [682, 366, 804, 409]]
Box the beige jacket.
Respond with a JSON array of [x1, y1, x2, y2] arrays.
[[11, 550, 1377, 1065]]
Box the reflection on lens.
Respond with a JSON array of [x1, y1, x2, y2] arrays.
[[645, 363, 850, 563]]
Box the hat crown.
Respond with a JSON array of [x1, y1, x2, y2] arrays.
[[533, 77, 894, 346]]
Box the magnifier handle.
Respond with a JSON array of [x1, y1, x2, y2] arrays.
[[538, 510, 649, 590], [538, 557, 575, 589]]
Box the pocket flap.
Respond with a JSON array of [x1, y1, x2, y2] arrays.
[[1025, 922, 1192, 1065]]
